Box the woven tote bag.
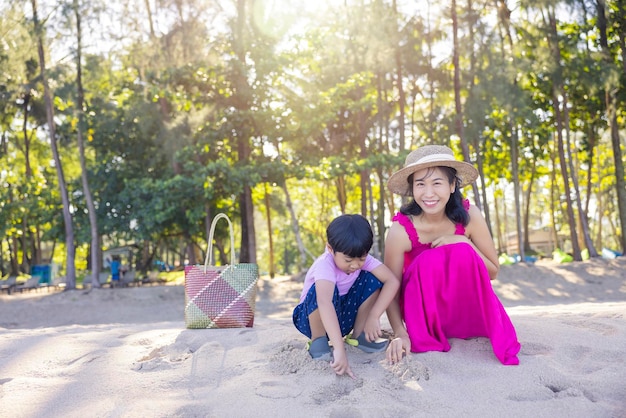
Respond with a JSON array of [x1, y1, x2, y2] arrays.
[[184, 213, 259, 329]]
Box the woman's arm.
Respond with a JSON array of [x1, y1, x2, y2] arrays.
[[383, 222, 412, 361], [430, 205, 499, 279], [463, 205, 500, 280]]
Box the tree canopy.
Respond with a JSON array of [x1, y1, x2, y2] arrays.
[[1, 0, 625, 287]]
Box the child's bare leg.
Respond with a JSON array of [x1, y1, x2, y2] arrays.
[[349, 290, 388, 353], [307, 309, 332, 360], [351, 290, 380, 337], [308, 309, 326, 339]]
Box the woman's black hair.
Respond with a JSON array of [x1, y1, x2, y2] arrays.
[[326, 214, 374, 258], [399, 166, 470, 226]]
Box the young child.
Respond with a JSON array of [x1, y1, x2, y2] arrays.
[[384, 144, 520, 365], [292, 214, 400, 378]]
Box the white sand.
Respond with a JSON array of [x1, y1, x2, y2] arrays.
[[1, 256, 625, 417]]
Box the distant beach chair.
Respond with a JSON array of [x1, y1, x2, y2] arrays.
[[99, 272, 111, 287], [142, 270, 166, 286], [120, 270, 138, 287], [81, 275, 91, 288], [82, 272, 111, 289], [0, 276, 18, 294], [14, 276, 42, 293], [49, 275, 67, 291], [111, 270, 137, 287]]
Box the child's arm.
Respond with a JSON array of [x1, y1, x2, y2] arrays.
[[315, 279, 355, 378], [361, 263, 400, 342]]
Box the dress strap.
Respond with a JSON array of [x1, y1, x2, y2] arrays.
[[393, 212, 420, 249]]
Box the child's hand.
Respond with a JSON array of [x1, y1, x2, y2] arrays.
[[386, 336, 410, 364], [363, 318, 383, 343], [330, 349, 355, 379]]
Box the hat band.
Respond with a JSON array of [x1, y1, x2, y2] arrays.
[[405, 153, 456, 169]]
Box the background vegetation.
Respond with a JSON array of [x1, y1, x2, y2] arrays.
[[1, 0, 625, 289]]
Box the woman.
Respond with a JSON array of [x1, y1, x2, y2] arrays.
[[384, 145, 520, 365]]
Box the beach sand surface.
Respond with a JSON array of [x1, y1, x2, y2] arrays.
[[1, 256, 625, 417]]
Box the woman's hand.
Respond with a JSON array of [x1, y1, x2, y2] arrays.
[[430, 234, 469, 248], [386, 336, 410, 364]]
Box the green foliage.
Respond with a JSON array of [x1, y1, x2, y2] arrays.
[[2, 0, 626, 276]]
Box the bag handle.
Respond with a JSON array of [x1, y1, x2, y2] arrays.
[[204, 213, 236, 270]]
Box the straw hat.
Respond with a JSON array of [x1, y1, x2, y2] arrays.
[[387, 145, 479, 196]]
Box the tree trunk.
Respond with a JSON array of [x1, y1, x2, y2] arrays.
[[511, 126, 525, 261], [465, 0, 487, 218], [10, 236, 19, 275], [553, 90, 581, 260], [392, 0, 406, 151], [368, 174, 381, 260], [584, 127, 597, 216], [239, 185, 256, 264], [359, 112, 368, 218], [375, 75, 387, 257], [562, 95, 598, 257], [20, 94, 32, 177], [204, 205, 212, 264], [143, 0, 156, 39], [451, 0, 481, 209], [606, 94, 626, 253], [32, 0, 76, 289], [549, 147, 560, 250], [546, 9, 581, 260], [234, 0, 256, 264], [495, 0, 525, 258], [20, 91, 35, 273], [493, 186, 503, 253], [594, 185, 603, 251], [74, 0, 101, 287], [476, 151, 493, 237], [596, 0, 626, 253], [553, 97, 581, 260], [185, 233, 197, 266], [264, 184, 275, 278], [522, 158, 536, 253], [336, 176, 347, 213], [281, 179, 309, 273]]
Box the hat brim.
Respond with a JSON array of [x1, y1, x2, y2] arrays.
[[387, 160, 479, 196]]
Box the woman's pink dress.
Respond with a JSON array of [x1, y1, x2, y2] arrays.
[[394, 205, 520, 365]]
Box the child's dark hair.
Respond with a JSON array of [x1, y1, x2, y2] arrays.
[[400, 166, 470, 226], [326, 214, 373, 258]]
